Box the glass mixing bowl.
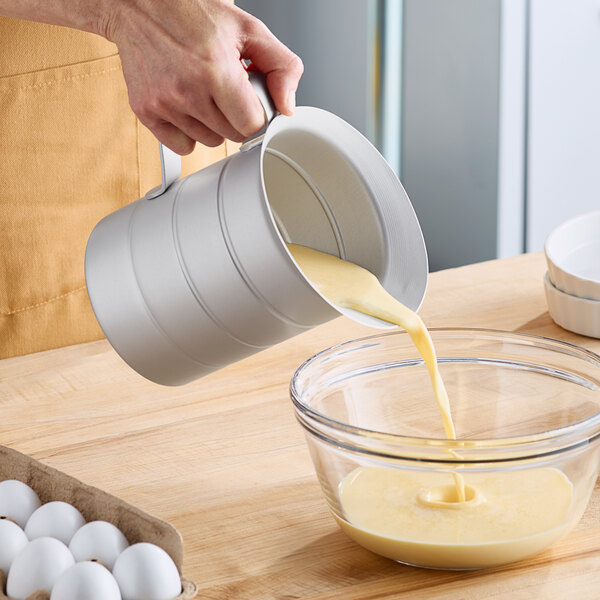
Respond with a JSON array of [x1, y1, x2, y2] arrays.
[[290, 329, 600, 569]]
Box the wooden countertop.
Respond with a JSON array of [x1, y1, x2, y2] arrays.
[[1, 252, 599, 599]]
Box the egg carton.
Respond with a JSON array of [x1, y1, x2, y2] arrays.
[[0, 445, 197, 600], [0, 571, 46, 600]]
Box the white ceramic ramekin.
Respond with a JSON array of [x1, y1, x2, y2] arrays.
[[544, 272, 600, 338], [545, 211, 600, 301]]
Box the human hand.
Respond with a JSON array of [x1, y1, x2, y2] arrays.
[[104, 0, 303, 154]]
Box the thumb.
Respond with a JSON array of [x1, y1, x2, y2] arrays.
[[241, 23, 303, 116]]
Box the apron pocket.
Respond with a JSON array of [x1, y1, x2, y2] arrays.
[[0, 54, 139, 357]]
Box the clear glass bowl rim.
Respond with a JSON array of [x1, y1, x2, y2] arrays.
[[290, 328, 600, 463]]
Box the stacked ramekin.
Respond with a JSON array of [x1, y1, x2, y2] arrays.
[[544, 211, 600, 338]]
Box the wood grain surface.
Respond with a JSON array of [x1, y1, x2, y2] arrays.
[[0, 252, 598, 599]]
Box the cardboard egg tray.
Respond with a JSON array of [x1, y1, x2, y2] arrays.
[[0, 445, 197, 600]]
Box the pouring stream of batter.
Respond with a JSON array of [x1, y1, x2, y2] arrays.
[[287, 243, 465, 501]]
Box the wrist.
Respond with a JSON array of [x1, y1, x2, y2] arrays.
[[87, 0, 127, 42], [0, 0, 123, 37]]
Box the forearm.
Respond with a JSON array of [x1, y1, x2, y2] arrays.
[[0, 0, 113, 38]]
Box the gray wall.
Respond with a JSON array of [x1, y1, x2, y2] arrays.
[[402, 0, 502, 271], [236, 0, 377, 140], [238, 0, 504, 272]]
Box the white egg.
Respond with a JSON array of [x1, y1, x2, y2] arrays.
[[25, 501, 86, 545], [7, 537, 74, 599], [112, 543, 181, 600], [0, 479, 41, 528], [0, 518, 28, 574], [50, 561, 122, 600], [69, 521, 129, 569]]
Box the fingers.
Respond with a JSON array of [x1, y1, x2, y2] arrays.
[[145, 120, 196, 156], [120, 5, 303, 153], [240, 19, 304, 116], [130, 87, 199, 155], [211, 64, 267, 137], [132, 57, 263, 147], [142, 112, 231, 155], [168, 111, 225, 148], [141, 71, 266, 150], [186, 97, 247, 143]]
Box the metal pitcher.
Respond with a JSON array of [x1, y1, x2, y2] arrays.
[[84, 73, 428, 385]]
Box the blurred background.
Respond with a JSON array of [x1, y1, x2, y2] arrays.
[[237, 0, 600, 271]]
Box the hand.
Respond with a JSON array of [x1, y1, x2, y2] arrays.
[[104, 0, 303, 154]]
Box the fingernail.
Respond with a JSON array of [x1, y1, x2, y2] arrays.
[[287, 91, 296, 115]]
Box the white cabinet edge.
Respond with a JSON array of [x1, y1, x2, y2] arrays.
[[497, 0, 528, 258]]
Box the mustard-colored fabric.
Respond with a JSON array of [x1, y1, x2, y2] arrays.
[[0, 18, 237, 359]]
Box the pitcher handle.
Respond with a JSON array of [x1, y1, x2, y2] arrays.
[[146, 70, 277, 200], [145, 142, 182, 200]]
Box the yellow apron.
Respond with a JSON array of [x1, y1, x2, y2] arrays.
[[0, 18, 237, 359]]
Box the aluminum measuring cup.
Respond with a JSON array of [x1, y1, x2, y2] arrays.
[[85, 73, 428, 385]]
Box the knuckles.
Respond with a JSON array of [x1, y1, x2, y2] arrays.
[[241, 15, 270, 41], [129, 94, 166, 124], [288, 53, 304, 78]]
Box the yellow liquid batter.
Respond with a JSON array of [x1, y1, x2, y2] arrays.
[[336, 467, 572, 569], [289, 243, 465, 499], [287, 243, 574, 568]]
